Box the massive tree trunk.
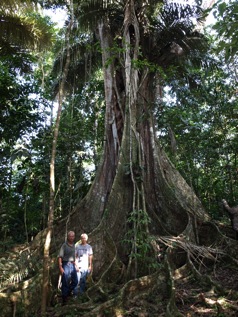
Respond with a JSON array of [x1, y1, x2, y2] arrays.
[[59, 0, 209, 281]]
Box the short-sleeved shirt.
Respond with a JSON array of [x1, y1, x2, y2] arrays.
[[75, 243, 93, 270], [58, 242, 76, 262]]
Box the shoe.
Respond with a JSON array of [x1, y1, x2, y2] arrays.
[[62, 296, 68, 305]]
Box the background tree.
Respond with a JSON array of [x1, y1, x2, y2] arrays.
[[213, 0, 238, 61], [156, 0, 238, 219], [157, 55, 238, 218], [0, 0, 55, 245], [0, 60, 52, 244]]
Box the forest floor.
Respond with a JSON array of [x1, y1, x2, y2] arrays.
[[171, 223, 238, 317], [174, 264, 238, 317], [50, 260, 238, 317], [2, 224, 238, 317], [125, 265, 238, 317], [168, 224, 238, 317]]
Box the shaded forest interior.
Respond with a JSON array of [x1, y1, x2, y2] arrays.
[[1, 0, 238, 316]]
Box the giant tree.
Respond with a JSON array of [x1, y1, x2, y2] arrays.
[[62, 1, 207, 248], [51, 0, 228, 314]]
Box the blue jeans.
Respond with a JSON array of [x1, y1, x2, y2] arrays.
[[61, 262, 78, 299], [77, 269, 90, 294]]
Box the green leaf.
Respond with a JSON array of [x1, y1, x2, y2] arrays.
[[218, 2, 227, 17]]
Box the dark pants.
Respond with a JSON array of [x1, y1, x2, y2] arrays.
[[61, 262, 78, 300]]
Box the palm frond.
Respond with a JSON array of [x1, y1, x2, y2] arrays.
[[0, 5, 55, 56], [75, 0, 123, 33], [0, 0, 35, 14], [140, 1, 209, 71]]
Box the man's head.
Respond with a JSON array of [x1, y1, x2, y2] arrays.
[[67, 231, 75, 243], [81, 233, 88, 244]]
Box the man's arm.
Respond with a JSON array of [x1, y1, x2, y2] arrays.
[[58, 244, 65, 274], [58, 257, 64, 274], [222, 199, 237, 215]]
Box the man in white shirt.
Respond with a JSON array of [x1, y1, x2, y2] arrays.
[[75, 233, 93, 294]]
